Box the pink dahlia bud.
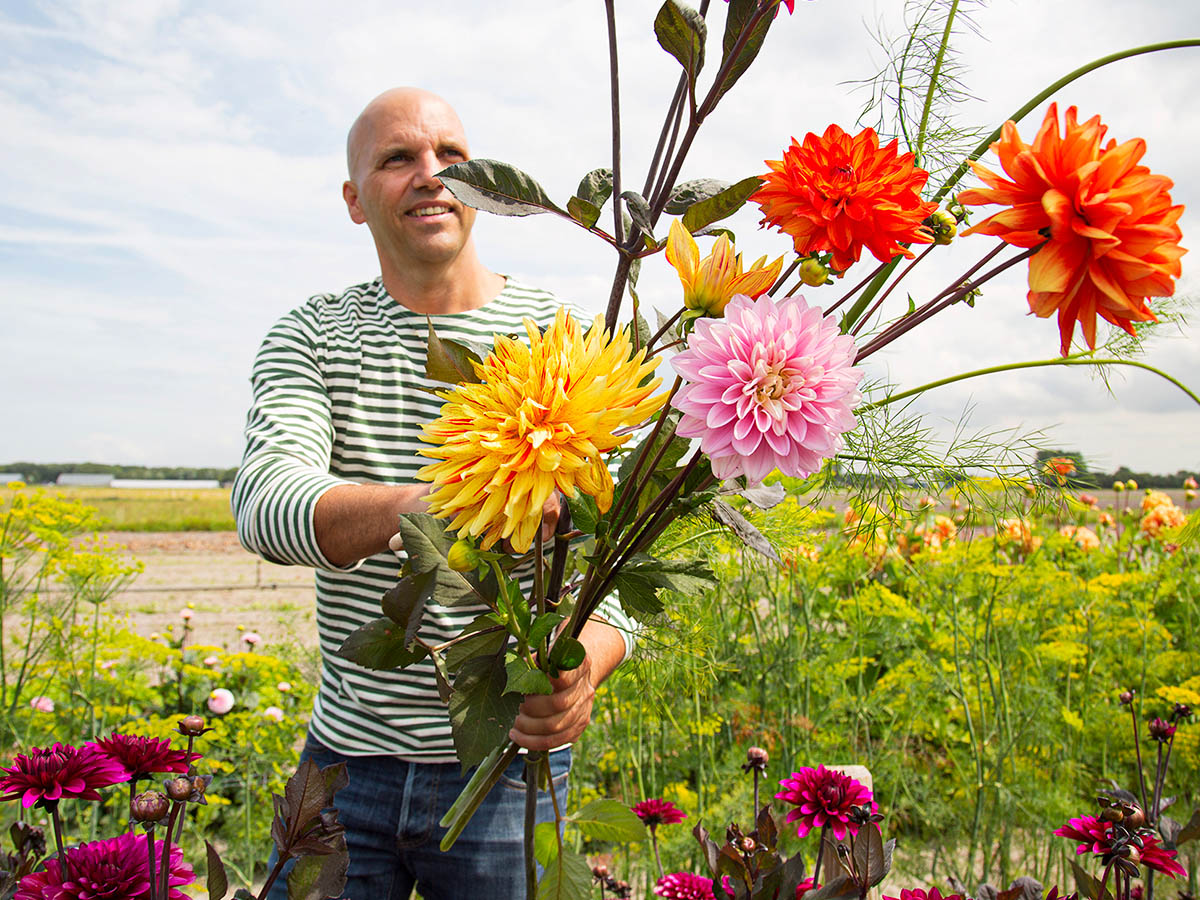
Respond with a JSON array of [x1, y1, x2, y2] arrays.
[[130, 790, 170, 823], [165, 777, 192, 802], [29, 696, 55, 713], [207, 689, 234, 715], [263, 706, 284, 722], [1119, 690, 1134, 705], [277, 681, 292, 692], [241, 632, 261, 648], [1148, 718, 1176, 742], [745, 746, 769, 771]]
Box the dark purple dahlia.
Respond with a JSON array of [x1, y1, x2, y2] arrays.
[[0, 743, 128, 809], [775, 765, 876, 840], [14, 831, 194, 899]]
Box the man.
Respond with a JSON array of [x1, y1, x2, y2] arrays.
[[232, 87, 632, 899]]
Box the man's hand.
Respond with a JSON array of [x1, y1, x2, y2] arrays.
[[508, 617, 627, 752]]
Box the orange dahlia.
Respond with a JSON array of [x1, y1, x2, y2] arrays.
[[417, 309, 665, 552], [752, 125, 938, 273], [960, 103, 1186, 356]]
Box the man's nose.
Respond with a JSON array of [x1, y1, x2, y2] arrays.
[[413, 151, 444, 190]]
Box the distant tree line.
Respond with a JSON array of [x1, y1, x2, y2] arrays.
[[1034, 449, 1197, 489], [1, 462, 239, 484]]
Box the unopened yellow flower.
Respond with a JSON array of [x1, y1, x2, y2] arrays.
[[665, 219, 783, 315], [417, 309, 666, 552]]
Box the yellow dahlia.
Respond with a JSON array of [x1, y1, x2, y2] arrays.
[[1141, 502, 1186, 539], [665, 219, 783, 316], [417, 309, 666, 552]]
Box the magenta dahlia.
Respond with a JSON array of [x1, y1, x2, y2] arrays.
[[672, 294, 861, 484], [0, 743, 129, 809], [1055, 816, 1186, 878], [655, 872, 716, 900], [86, 735, 200, 782], [633, 798, 688, 828], [884, 889, 968, 900], [775, 765, 876, 840], [14, 831, 194, 900]]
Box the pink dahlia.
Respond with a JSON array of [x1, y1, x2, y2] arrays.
[[1055, 816, 1185, 878], [632, 798, 688, 827], [672, 294, 861, 483], [655, 872, 716, 899], [884, 890, 968, 900], [0, 743, 128, 809], [15, 831, 194, 900], [86, 735, 200, 783], [775, 765, 876, 840]]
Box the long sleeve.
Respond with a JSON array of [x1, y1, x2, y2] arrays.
[[231, 304, 354, 570]]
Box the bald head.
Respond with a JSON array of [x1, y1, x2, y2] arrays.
[[346, 88, 467, 184]]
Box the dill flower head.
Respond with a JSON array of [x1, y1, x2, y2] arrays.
[[753, 125, 937, 273], [418, 309, 665, 552], [960, 103, 1186, 356]]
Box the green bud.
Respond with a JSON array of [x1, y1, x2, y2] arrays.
[[797, 257, 830, 287], [447, 539, 481, 572], [928, 209, 958, 245]]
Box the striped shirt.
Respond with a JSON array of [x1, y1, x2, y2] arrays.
[[232, 276, 635, 761]]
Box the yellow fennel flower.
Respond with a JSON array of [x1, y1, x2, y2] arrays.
[[665, 219, 783, 315], [417, 309, 666, 552]]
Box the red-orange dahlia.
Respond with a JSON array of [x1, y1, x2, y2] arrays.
[[752, 125, 937, 273], [960, 103, 1186, 356]]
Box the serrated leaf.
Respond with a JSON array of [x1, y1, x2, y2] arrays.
[[569, 799, 646, 843], [566, 493, 600, 534], [505, 655, 553, 695], [548, 635, 586, 674], [286, 851, 349, 900], [534, 821, 561, 866], [205, 841, 229, 900], [610, 572, 665, 618], [336, 617, 428, 670], [665, 178, 731, 215], [566, 196, 602, 229], [717, 0, 775, 106], [621, 191, 654, 238], [395, 513, 498, 607], [655, 0, 706, 84], [682, 176, 762, 232], [444, 613, 508, 672], [449, 654, 522, 768], [381, 567, 439, 645], [426, 321, 483, 384], [527, 612, 565, 651], [576, 167, 614, 207], [1176, 807, 1200, 845], [438, 159, 565, 217], [536, 848, 592, 900], [711, 499, 780, 564]]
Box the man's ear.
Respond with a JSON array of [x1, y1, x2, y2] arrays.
[[343, 180, 366, 224]]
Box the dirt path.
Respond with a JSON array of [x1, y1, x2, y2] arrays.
[[102, 532, 320, 653]]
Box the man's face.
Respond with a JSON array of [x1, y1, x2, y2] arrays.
[[343, 92, 477, 270]]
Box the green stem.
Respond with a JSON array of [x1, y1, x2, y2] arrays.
[[932, 40, 1200, 203], [523, 755, 541, 900], [863, 357, 1200, 412], [915, 0, 960, 164], [838, 259, 900, 335]]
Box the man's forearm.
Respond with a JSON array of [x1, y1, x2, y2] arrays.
[[577, 616, 628, 688], [314, 482, 429, 567]]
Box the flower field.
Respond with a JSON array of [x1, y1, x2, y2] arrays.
[[1, 479, 1195, 897]]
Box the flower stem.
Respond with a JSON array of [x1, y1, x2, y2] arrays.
[[822, 259, 892, 312], [768, 257, 802, 298], [849, 244, 937, 337], [161, 802, 181, 900], [932, 40, 1200, 203], [812, 822, 830, 887], [862, 356, 1200, 412], [650, 824, 664, 880], [49, 802, 70, 883], [1129, 703, 1151, 815], [146, 828, 158, 900], [523, 754, 543, 900]]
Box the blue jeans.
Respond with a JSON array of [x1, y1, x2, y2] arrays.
[[265, 734, 571, 900]]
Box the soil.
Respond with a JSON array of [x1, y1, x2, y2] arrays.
[[100, 532, 320, 653]]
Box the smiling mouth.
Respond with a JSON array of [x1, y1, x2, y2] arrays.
[[407, 205, 453, 218]]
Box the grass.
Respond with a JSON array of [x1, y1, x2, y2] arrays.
[[0, 485, 235, 531]]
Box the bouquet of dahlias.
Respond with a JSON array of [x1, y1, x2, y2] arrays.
[[334, 2, 1197, 897]]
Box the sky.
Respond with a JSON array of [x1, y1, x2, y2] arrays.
[[2, 0, 1198, 475]]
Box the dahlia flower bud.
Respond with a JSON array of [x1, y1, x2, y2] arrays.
[[1114, 481, 1126, 492], [927, 209, 958, 245], [130, 790, 170, 824], [1184, 476, 1198, 490], [1173, 702, 1192, 720], [592, 864, 609, 879], [178, 714, 208, 735], [1119, 690, 1135, 705], [1148, 718, 1176, 742], [1124, 805, 1146, 829], [745, 746, 769, 771], [447, 539, 482, 572], [1127, 480, 1139, 491], [798, 257, 831, 286], [1186, 490, 1196, 502], [739, 836, 758, 854], [165, 777, 193, 801]]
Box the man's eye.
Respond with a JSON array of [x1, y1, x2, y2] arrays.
[[385, 153, 411, 165]]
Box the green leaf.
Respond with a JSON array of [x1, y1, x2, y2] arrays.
[[426, 321, 484, 384], [444, 614, 508, 672], [548, 635, 586, 674], [1071, 860, 1114, 900], [568, 798, 646, 843], [395, 513, 498, 607], [527, 612, 565, 650], [575, 167, 614, 207], [566, 196, 602, 229], [610, 572, 665, 618], [205, 841, 229, 900], [621, 191, 654, 238], [336, 617, 428, 670], [682, 176, 762, 232], [286, 851, 349, 900], [717, 0, 775, 106], [711, 499, 780, 564], [438, 159, 566, 217], [533, 821, 561, 867], [1177, 807, 1200, 845], [655, 0, 706, 85], [566, 493, 600, 534], [536, 848, 592, 900], [380, 567, 439, 645], [449, 654, 523, 768], [505, 654, 554, 695], [665, 178, 732, 215]]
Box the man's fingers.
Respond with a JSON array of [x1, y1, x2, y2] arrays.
[[387, 532, 405, 553]]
